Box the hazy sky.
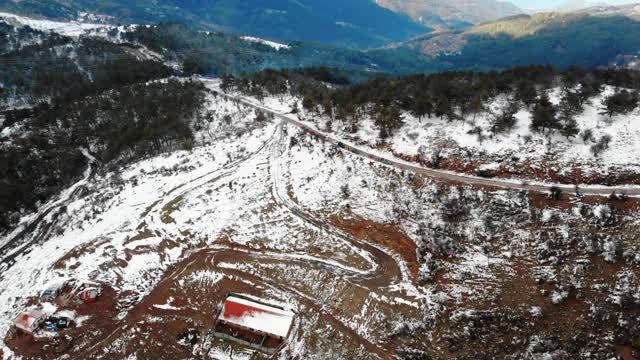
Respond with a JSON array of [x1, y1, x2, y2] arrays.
[[511, 0, 638, 9]]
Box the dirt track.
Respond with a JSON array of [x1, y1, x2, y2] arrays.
[[214, 88, 640, 197], [0, 150, 96, 270], [63, 120, 400, 359]]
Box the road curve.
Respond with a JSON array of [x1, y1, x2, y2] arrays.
[[212, 88, 640, 197], [269, 122, 403, 288]]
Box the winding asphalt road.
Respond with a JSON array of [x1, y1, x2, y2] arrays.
[[212, 87, 640, 197]]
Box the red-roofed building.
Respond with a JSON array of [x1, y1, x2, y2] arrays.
[[214, 294, 295, 354], [13, 309, 45, 334]]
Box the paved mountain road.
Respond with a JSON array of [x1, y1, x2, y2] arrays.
[[213, 88, 640, 197]]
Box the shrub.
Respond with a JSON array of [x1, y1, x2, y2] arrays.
[[549, 186, 562, 200], [590, 135, 612, 157]]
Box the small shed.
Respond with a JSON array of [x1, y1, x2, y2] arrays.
[[13, 310, 46, 334], [78, 287, 100, 304], [41, 281, 66, 301]]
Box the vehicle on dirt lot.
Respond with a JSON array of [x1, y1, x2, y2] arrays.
[[43, 317, 71, 331]]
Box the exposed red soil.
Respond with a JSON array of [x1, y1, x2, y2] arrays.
[[383, 146, 640, 186], [213, 237, 269, 252], [52, 238, 112, 270], [527, 189, 640, 214], [617, 344, 638, 360], [5, 286, 120, 359], [330, 215, 419, 284], [123, 229, 156, 245]]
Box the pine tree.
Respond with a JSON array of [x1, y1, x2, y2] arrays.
[[558, 90, 582, 139], [412, 95, 431, 121], [302, 96, 315, 113], [374, 104, 404, 137], [469, 95, 485, 123], [515, 79, 537, 107], [490, 99, 519, 135], [435, 96, 451, 121], [220, 74, 235, 92], [560, 117, 580, 139], [530, 94, 559, 134], [599, 90, 640, 119], [322, 97, 333, 119], [559, 90, 582, 120]]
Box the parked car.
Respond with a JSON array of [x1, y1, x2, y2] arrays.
[[43, 317, 71, 331]]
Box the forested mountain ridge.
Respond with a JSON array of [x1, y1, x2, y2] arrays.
[[122, 23, 444, 78], [0, 23, 173, 109], [3, 8, 640, 80], [375, 0, 523, 29], [108, 16, 640, 79], [0, 0, 430, 48], [0, 20, 202, 233], [120, 15, 640, 77], [392, 11, 640, 71]]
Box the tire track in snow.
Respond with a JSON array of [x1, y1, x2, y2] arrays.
[[269, 122, 404, 289], [67, 98, 410, 358]]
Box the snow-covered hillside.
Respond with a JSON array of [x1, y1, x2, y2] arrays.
[[0, 12, 108, 37], [0, 87, 279, 357], [1, 12, 640, 360], [0, 11, 141, 47], [0, 81, 430, 358], [1, 80, 639, 359], [231, 85, 640, 185]]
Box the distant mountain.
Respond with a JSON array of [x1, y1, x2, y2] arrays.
[[118, 23, 443, 77], [554, 1, 610, 11], [116, 11, 640, 78], [0, 0, 430, 48], [374, 0, 523, 29], [577, 3, 640, 20], [3, 8, 639, 82], [391, 10, 640, 70]]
